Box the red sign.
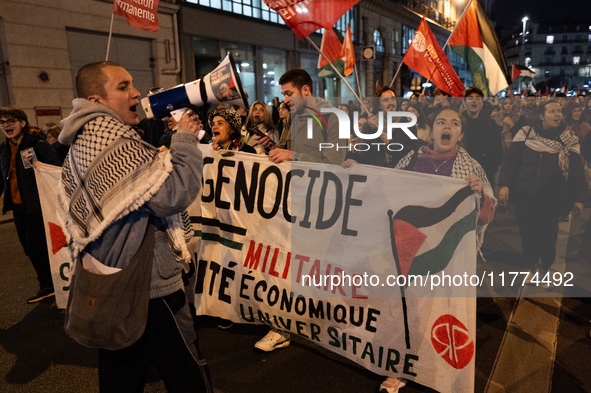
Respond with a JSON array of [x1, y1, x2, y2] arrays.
[[113, 0, 159, 32], [431, 314, 474, 369], [264, 0, 359, 40]]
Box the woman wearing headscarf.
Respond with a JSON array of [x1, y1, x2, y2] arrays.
[[498, 100, 588, 280], [210, 108, 256, 154], [495, 97, 528, 152]]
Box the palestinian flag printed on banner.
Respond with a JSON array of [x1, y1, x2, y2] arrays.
[[449, 0, 510, 96], [390, 186, 477, 282]]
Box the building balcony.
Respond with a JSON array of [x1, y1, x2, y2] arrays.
[[401, 0, 455, 29]]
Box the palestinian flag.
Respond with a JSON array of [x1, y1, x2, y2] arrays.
[[387, 185, 477, 350], [388, 186, 477, 282], [512, 65, 535, 83], [318, 25, 356, 78], [449, 0, 510, 96]]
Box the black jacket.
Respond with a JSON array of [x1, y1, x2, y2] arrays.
[[498, 126, 588, 205], [0, 132, 61, 215], [461, 114, 503, 182]]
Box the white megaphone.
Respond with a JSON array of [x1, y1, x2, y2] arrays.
[[141, 53, 249, 119]]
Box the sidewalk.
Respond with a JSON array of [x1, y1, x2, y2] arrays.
[[0, 195, 13, 224]]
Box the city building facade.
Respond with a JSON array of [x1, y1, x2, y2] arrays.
[[0, 0, 470, 139], [503, 19, 591, 93]]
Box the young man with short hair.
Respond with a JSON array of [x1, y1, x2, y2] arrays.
[[57, 61, 212, 392], [462, 87, 503, 187]]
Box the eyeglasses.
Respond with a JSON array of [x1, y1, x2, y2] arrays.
[[0, 119, 17, 127]]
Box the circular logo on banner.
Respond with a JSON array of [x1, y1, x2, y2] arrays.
[[411, 32, 427, 52], [431, 314, 474, 369]]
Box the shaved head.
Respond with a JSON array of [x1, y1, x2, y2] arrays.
[[75, 61, 121, 99]]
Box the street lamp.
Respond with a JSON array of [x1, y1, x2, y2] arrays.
[[522, 16, 528, 65]]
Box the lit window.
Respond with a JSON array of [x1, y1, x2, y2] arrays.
[[374, 30, 384, 53], [547, 35, 554, 44], [515, 40, 519, 45], [574, 56, 581, 65], [525, 57, 531, 67]]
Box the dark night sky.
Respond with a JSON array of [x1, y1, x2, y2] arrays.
[[489, 0, 591, 29]]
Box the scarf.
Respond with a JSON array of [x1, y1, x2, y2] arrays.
[[57, 114, 192, 265], [514, 126, 580, 179]]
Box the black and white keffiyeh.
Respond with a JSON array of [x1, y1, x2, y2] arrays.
[[513, 126, 580, 179], [396, 145, 495, 253], [58, 115, 192, 264]]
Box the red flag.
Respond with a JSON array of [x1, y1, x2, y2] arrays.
[[318, 28, 343, 68], [402, 18, 465, 97], [113, 0, 159, 32], [341, 24, 356, 77], [263, 0, 359, 39]]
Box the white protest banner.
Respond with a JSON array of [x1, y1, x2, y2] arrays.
[[190, 145, 477, 393], [34, 162, 71, 309], [35, 145, 477, 392]]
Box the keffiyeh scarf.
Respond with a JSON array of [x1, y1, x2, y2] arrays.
[[514, 126, 580, 179], [57, 115, 192, 265]]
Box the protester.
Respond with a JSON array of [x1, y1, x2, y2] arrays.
[[251, 68, 344, 352], [158, 115, 179, 149], [271, 96, 281, 125], [45, 123, 69, 164], [495, 96, 528, 151], [498, 100, 588, 282], [523, 94, 538, 126], [241, 100, 279, 154], [406, 104, 430, 143], [583, 98, 591, 125], [0, 107, 61, 303], [276, 101, 290, 138], [56, 61, 213, 392], [341, 87, 425, 168], [256, 68, 345, 165], [565, 100, 591, 142], [211, 107, 256, 153], [137, 87, 167, 147], [382, 107, 495, 393], [462, 87, 503, 188]]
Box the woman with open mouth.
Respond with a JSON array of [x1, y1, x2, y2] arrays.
[[380, 106, 495, 393], [498, 100, 588, 284], [209, 107, 256, 154]]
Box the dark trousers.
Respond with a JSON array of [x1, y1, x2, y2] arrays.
[[515, 197, 560, 270], [98, 290, 213, 393], [12, 205, 54, 289]]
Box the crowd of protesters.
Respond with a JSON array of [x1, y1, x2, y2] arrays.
[[2, 62, 591, 393]]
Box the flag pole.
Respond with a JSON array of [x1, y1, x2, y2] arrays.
[[305, 35, 369, 113], [405, 0, 474, 93], [354, 64, 365, 110], [106, 13, 115, 61]]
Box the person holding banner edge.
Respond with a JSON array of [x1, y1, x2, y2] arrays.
[[57, 61, 213, 393], [385, 106, 495, 393], [253, 68, 346, 352], [0, 107, 62, 303]]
